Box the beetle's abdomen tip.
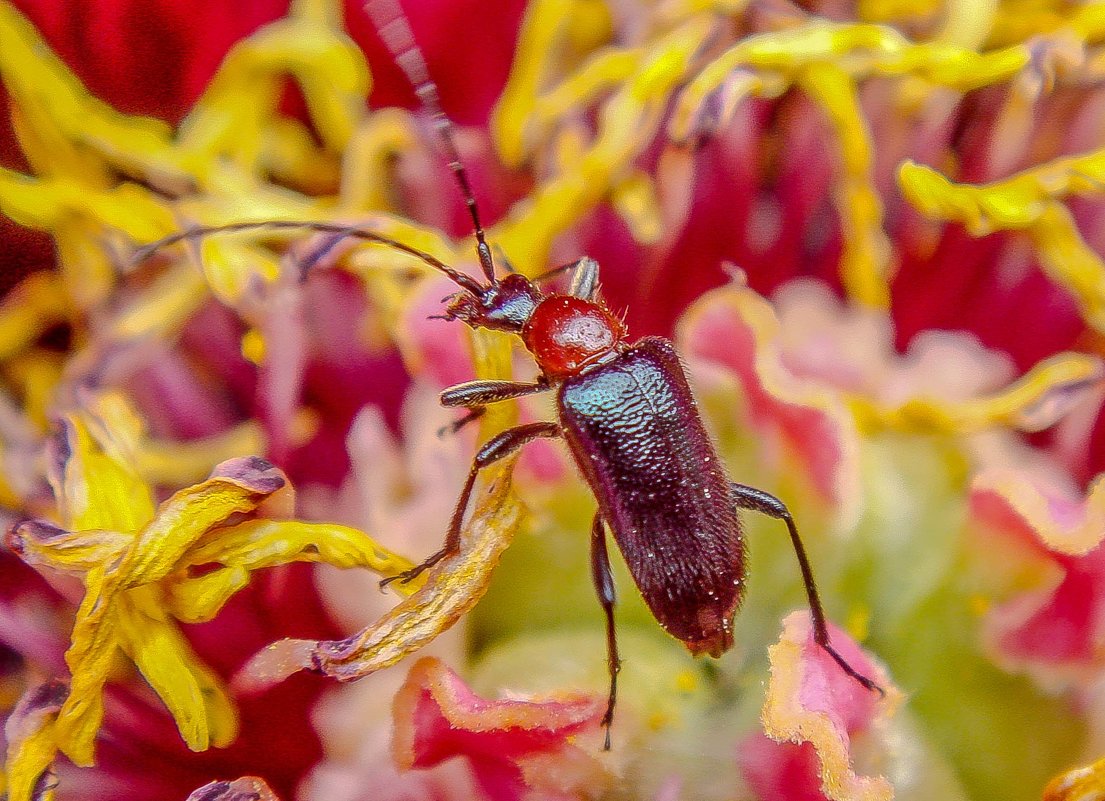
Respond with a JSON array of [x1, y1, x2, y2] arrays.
[[682, 614, 735, 658]]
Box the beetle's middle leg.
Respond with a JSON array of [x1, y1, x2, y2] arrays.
[[730, 482, 885, 697], [380, 421, 561, 589], [438, 378, 552, 437], [590, 511, 621, 751]]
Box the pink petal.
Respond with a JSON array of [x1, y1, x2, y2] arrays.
[[741, 612, 901, 801], [678, 284, 861, 523], [969, 469, 1105, 679], [392, 657, 607, 801]]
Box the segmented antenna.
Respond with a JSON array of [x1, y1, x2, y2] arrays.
[[365, 0, 498, 285], [130, 220, 486, 295]]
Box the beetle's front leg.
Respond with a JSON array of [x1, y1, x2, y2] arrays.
[[438, 378, 552, 437], [730, 482, 885, 697], [381, 421, 562, 589]]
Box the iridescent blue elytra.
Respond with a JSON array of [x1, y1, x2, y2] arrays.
[[559, 337, 743, 657]]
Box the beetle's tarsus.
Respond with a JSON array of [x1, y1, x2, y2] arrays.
[[818, 638, 886, 698], [378, 557, 439, 590]]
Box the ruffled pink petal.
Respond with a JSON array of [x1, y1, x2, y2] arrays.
[[678, 284, 861, 524], [740, 612, 901, 801], [969, 468, 1105, 680], [392, 657, 607, 801]]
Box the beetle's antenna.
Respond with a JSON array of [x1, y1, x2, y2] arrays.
[[130, 220, 486, 295], [365, 0, 498, 286]]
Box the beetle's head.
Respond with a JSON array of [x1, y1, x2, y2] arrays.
[[443, 272, 542, 334]]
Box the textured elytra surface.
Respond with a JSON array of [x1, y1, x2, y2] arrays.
[[557, 336, 744, 656]]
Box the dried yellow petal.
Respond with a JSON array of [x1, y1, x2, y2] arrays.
[[3, 681, 67, 801], [169, 519, 416, 622]]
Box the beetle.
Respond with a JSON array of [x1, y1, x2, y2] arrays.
[[135, 0, 883, 749]]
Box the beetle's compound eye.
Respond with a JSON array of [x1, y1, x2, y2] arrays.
[[523, 296, 624, 377], [442, 273, 542, 333]]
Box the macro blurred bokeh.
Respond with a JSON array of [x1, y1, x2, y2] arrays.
[[1, 1, 1105, 800]]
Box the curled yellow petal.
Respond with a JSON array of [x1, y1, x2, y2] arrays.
[[168, 519, 416, 623], [1031, 203, 1105, 332], [801, 64, 892, 308], [496, 16, 712, 275], [492, 0, 591, 167], [850, 352, 1105, 433], [3, 680, 67, 801], [179, 10, 369, 171], [0, 3, 190, 182], [7, 519, 130, 575], [899, 153, 1105, 331], [56, 458, 287, 764]]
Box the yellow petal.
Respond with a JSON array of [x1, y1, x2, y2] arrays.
[[109, 457, 289, 592], [168, 519, 416, 623], [179, 12, 369, 171], [54, 572, 119, 766], [0, 3, 190, 183], [3, 350, 63, 431], [339, 108, 419, 211], [237, 322, 522, 689], [496, 16, 713, 275], [491, 0, 584, 168], [899, 154, 1105, 332], [49, 416, 154, 532], [850, 352, 1105, 433], [7, 519, 130, 575], [56, 458, 287, 763], [116, 590, 238, 752], [136, 422, 268, 487], [0, 273, 68, 363], [3, 680, 67, 801], [801, 64, 892, 308]]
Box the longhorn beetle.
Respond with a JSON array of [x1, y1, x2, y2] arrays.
[[135, 0, 884, 750]]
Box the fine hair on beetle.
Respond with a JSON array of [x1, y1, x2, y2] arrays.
[[133, 0, 885, 751]]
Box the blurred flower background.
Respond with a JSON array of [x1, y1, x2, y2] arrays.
[[1, 0, 1105, 800]]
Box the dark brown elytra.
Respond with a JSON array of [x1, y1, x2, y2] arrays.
[[135, 0, 884, 750]]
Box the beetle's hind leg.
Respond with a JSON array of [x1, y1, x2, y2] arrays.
[[730, 482, 885, 697], [380, 421, 561, 589], [590, 512, 621, 750]]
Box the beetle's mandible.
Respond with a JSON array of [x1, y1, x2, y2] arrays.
[[134, 0, 885, 751]]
